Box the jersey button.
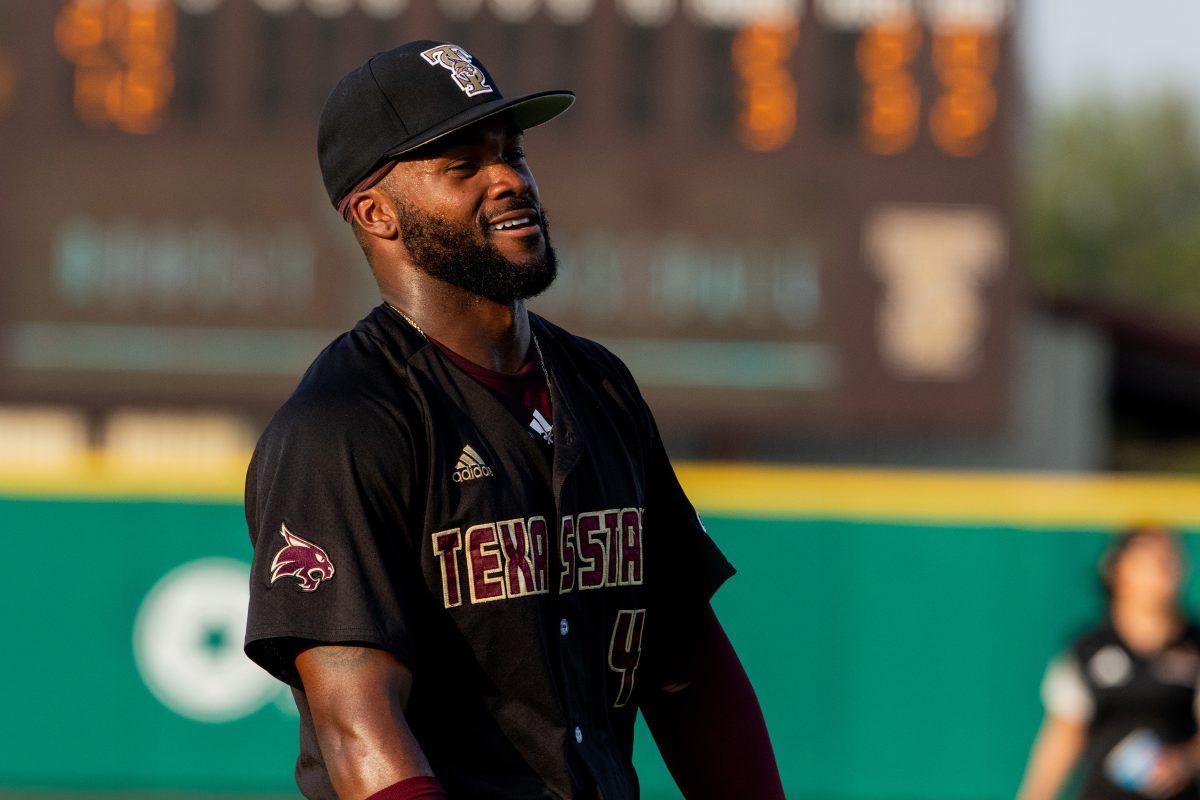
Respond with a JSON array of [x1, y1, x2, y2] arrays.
[[574, 726, 583, 744], [560, 618, 569, 636]]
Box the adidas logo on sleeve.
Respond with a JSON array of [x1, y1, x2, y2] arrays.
[[453, 444, 494, 483]]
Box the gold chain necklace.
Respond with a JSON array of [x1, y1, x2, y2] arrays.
[[386, 300, 552, 406], [531, 330, 553, 402], [385, 301, 427, 339]]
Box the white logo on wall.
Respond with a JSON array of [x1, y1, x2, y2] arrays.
[[866, 204, 1006, 380], [134, 558, 293, 722]]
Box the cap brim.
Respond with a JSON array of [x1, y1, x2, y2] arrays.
[[384, 90, 575, 159]]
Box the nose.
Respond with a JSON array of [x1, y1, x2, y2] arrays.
[[484, 160, 533, 201]]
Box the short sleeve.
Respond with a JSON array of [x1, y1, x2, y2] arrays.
[[1041, 653, 1094, 723], [243, 397, 421, 688]]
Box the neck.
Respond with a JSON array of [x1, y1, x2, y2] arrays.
[[1111, 599, 1180, 654], [382, 283, 531, 373]]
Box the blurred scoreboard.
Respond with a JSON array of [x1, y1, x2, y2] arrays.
[[0, 0, 1018, 446]]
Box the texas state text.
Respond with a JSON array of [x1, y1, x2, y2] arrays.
[[430, 507, 644, 608]]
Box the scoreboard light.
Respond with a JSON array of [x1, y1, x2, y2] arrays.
[[55, 0, 176, 134], [733, 20, 800, 153], [929, 26, 999, 157], [489, 0, 541, 23], [923, 0, 1010, 29], [543, 0, 595, 24], [253, 0, 303, 13], [436, 0, 485, 21], [856, 15, 922, 155], [174, 0, 223, 11], [357, 0, 410, 18], [616, 0, 675, 27], [306, 0, 357, 17], [690, 0, 802, 28]]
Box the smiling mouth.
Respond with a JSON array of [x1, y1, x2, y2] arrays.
[[487, 209, 541, 236]]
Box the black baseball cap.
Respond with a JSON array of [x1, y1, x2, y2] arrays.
[[318, 40, 575, 210]]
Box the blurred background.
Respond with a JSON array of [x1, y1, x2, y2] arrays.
[[2, 0, 1200, 797]]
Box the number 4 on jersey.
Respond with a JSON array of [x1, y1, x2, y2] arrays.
[[608, 609, 646, 708]]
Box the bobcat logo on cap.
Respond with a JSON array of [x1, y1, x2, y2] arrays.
[[269, 523, 335, 592], [420, 44, 494, 98]]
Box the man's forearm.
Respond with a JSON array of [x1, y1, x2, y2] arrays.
[[317, 719, 436, 800], [295, 645, 442, 800], [641, 607, 785, 799]]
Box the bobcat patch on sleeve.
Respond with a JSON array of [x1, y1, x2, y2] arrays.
[[270, 523, 335, 592]]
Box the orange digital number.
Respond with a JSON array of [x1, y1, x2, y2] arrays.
[[857, 16, 922, 156], [55, 0, 176, 134], [732, 20, 800, 153], [929, 26, 999, 157]]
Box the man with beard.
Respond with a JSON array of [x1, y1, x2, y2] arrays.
[[243, 41, 784, 800]]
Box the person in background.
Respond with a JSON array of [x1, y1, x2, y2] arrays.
[[1019, 525, 1200, 800]]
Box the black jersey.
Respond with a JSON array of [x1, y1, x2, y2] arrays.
[[243, 304, 735, 800], [1041, 622, 1200, 800]]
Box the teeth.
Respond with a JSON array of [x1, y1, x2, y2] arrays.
[[493, 216, 532, 231]]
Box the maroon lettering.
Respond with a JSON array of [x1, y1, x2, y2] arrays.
[[608, 609, 646, 708], [466, 523, 505, 603], [499, 518, 536, 598], [576, 511, 607, 590], [431, 528, 464, 608], [528, 516, 549, 594], [619, 508, 643, 585], [559, 515, 576, 594]]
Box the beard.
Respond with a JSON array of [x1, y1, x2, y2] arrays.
[[395, 198, 558, 305]]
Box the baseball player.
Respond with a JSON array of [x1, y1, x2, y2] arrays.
[[244, 41, 784, 800], [1018, 526, 1200, 800]]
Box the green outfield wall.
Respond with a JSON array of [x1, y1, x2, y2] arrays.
[[3, 464, 1200, 799]]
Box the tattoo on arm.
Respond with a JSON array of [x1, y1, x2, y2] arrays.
[[310, 645, 377, 669]]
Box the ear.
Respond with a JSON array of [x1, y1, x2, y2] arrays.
[[349, 187, 400, 242]]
